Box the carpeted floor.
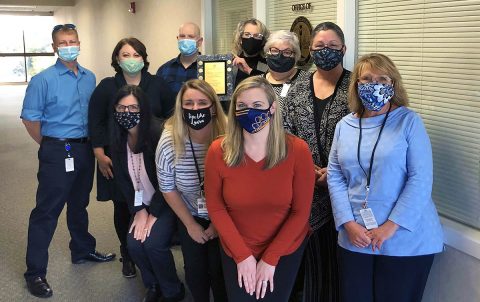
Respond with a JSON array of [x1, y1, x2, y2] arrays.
[[0, 85, 194, 302]]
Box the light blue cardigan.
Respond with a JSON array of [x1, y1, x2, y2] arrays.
[[327, 106, 444, 256]]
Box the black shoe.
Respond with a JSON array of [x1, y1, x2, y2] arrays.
[[72, 250, 116, 264], [120, 257, 136, 278], [143, 284, 161, 302], [26, 277, 53, 298], [162, 283, 185, 302]]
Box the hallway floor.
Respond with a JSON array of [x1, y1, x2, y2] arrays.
[[0, 85, 194, 302]]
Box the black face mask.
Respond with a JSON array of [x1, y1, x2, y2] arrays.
[[241, 37, 264, 56], [114, 112, 140, 130], [183, 106, 212, 130], [266, 54, 296, 73]]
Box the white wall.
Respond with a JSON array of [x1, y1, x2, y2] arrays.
[[53, 0, 202, 81]]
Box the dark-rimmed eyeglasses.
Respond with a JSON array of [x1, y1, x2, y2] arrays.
[[268, 47, 295, 58], [115, 104, 140, 113], [52, 23, 76, 33]]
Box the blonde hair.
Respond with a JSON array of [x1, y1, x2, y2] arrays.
[[232, 18, 269, 56], [348, 53, 409, 113], [222, 76, 287, 169], [264, 30, 301, 62], [164, 79, 227, 160]]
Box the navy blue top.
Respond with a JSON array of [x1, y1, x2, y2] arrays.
[[21, 59, 96, 138], [156, 54, 198, 98], [328, 106, 444, 256]]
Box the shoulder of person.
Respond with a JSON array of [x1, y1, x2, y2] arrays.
[[287, 134, 310, 153], [157, 57, 178, 71]]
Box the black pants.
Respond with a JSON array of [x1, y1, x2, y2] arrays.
[[113, 200, 131, 257], [337, 246, 435, 302], [128, 206, 182, 298], [25, 140, 96, 280], [177, 216, 227, 302], [221, 239, 307, 302]]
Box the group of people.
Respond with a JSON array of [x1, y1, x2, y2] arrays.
[[20, 16, 443, 302]]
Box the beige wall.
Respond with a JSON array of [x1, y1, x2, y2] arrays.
[[53, 0, 202, 81]]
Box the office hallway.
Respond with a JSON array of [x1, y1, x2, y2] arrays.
[[0, 85, 192, 302]]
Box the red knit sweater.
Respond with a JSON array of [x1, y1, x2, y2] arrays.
[[205, 135, 314, 266]]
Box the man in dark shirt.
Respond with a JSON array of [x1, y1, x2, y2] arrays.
[[156, 22, 203, 99]]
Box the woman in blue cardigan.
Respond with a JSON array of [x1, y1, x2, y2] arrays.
[[327, 53, 443, 302]]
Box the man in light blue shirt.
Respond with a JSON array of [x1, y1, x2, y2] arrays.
[[20, 24, 115, 299]]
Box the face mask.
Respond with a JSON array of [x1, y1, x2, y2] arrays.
[[178, 39, 198, 56], [266, 54, 296, 73], [312, 47, 344, 71], [235, 106, 272, 134], [57, 46, 80, 62], [114, 112, 140, 130], [183, 106, 212, 130], [358, 83, 395, 111], [119, 58, 144, 75], [241, 38, 263, 56]]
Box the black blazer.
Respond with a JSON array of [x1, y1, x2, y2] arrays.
[[110, 132, 167, 217], [88, 71, 175, 201], [88, 71, 176, 149]]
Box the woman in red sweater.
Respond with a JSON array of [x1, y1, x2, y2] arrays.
[[205, 76, 315, 301]]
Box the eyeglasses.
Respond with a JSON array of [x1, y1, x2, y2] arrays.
[[52, 23, 76, 33], [310, 43, 343, 51], [115, 104, 140, 113], [268, 47, 295, 58], [358, 75, 393, 85], [242, 32, 264, 40]]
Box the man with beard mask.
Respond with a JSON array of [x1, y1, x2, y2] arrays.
[[156, 22, 203, 101], [232, 18, 270, 87]]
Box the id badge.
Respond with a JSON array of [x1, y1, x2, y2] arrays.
[[280, 83, 291, 97], [134, 190, 144, 207], [65, 157, 74, 172], [197, 196, 208, 215], [360, 208, 378, 230]]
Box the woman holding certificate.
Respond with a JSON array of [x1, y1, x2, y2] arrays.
[[156, 79, 228, 302], [205, 76, 315, 302], [232, 18, 270, 87]]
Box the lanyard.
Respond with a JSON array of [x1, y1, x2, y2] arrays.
[[357, 102, 392, 208], [188, 134, 204, 192], [129, 147, 142, 192]]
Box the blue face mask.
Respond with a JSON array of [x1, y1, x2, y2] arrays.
[[57, 46, 80, 62], [312, 47, 344, 71], [178, 39, 198, 56], [235, 105, 272, 134], [358, 82, 395, 111]]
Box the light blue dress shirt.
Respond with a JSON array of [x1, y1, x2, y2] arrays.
[[328, 106, 444, 256], [21, 59, 96, 138]]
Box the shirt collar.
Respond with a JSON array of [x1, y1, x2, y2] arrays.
[[55, 58, 86, 75]]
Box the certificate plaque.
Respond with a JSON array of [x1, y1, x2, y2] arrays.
[[197, 54, 234, 102]]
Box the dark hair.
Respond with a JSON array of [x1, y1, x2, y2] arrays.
[[311, 22, 345, 45], [111, 85, 152, 153], [111, 38, 150, 74]]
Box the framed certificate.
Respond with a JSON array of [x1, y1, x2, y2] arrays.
[[197, 54, 234, 102]]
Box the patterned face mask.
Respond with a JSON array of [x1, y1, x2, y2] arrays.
[[312, 47, 344, 71], [358, 83, 395, 111], [114, 112, 140, 130], [235, 105, 272, 134]]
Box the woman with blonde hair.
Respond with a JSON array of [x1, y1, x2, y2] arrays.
[[205, 76, 315, 301], [328, 53, 443, 302], [156, 79, 228, 302], [232, 18, 270, 87]]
